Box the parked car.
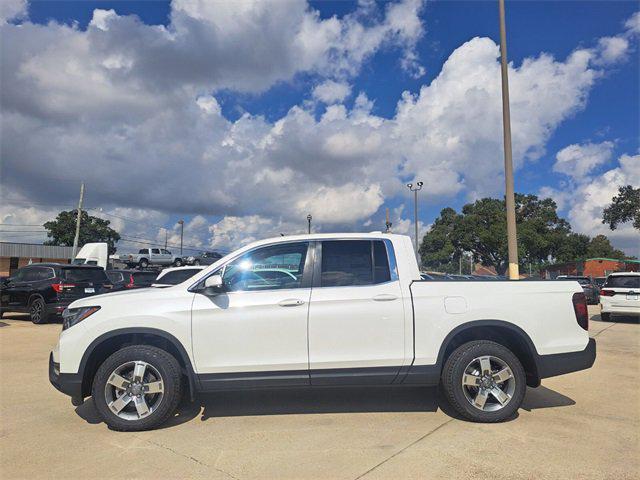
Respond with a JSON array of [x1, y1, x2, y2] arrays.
[[1, 264, 111, 324], [556, 276, 600, 304], [106, 270, 158, 290], [50, 233, 595, 431], [110, 248, 184, 269], [151, 266, 205, 288], [599, 272, 640, 321], [185, 251, 223, 266]]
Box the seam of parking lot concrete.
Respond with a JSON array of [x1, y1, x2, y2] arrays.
[[353, 418, 456, 479]]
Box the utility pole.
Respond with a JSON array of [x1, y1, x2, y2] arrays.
[[385, 208, 392, 233], [164, 229, 168, 250], [406, 182, 423, 264], [178, 220, 184, 255], [307, 214, 312, 234], [459, 255, 462, 275], [499, 0, 519, 280], [72, 182, 85, 258]]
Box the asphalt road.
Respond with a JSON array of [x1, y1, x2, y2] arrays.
[[0, 307, 638, 480]]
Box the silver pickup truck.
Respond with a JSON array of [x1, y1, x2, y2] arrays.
[[111, 248, 184, 269]]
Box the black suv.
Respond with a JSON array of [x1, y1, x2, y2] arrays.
[[0, 264, 112, 324]]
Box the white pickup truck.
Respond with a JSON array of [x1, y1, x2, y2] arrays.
[[111, 248, 184, 269], [50, 233, 596, 431]]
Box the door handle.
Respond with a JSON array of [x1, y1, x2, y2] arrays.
[[372, 294, 398, 302], [278, 299, 306, 307]]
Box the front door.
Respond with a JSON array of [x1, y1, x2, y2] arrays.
[[191, 241, 313, 389], [308, 239, 406, 385]]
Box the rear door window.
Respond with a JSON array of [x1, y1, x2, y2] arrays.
[[62, 268, 109, 283], [106, 272, 124, 283], [133, 272, 158, 285], [320, 240, 391, 287], [605, 275, 640, 288]]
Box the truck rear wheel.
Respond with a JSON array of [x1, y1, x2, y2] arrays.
[[441, 340, 526, 422], [92, 345, 182, 431], [138, 258, 149, 269]]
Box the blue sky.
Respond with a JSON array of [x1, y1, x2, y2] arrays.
[[1, 0, 638, 255]]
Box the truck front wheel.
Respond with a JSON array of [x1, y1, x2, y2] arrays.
[[91, 345, 183, 431], [441, 340, 526, 423]]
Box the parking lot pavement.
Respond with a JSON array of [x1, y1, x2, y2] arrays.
[[1, 307, 638, 480]]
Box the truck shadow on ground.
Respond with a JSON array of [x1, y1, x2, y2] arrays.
[[75, 384, 575, 429]]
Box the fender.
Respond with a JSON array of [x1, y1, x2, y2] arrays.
[[78, 327, 198, 400], [400, 319, 540, 386]]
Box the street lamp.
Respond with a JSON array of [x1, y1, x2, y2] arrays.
[[178, 219, 184, 256], [306, 214, 312, 234], [406, 181, 423, 263]]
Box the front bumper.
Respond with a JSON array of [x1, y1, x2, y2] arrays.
[[49, 352, 83, 399], [536, 338, 596, 379]]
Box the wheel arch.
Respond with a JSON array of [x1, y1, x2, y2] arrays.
[[78, 328, 197, 399], [437, 320, 542, 387]]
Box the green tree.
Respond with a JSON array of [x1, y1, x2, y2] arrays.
[[586, 234, 626, 259], [555, 233, 590, 263], [44, 210, 120, 254], [418, 207, 461, 273], [602, 185, 640, 231], [420, 194, 581, 275]]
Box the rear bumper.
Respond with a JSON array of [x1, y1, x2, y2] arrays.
[[537, 338, 596, 379], [49, 352, 83, 399]]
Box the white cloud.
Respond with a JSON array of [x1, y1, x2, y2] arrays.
[[541, 151, 640, 257], [553, 141, 614, 180], [0, 0, 26, 24], [312, 80, 351, 104], [1, 5, 638, 253]]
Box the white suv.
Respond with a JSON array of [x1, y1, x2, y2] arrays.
[[599, 272, 640, 321]]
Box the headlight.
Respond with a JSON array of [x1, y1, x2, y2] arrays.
[[62, 306, 100, 330]]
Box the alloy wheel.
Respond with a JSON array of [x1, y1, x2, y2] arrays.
[[104, 361, 164, 421], [461, 355, 516, 412]]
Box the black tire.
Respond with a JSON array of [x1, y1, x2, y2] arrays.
[[29, 296, 49, 324], [139, 258, 149, 269], [173, 258, 183, 267], [441, 340, 526, 423], [601, 312, 611, 322], [92, 345, 182, 431]]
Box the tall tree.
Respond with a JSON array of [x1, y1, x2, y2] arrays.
[[586, 234, 627, 259], [44, 210, 121, 254], [602, 185, 640, 231], [418, 207, 461, 273], [555, 233, 590, 263]]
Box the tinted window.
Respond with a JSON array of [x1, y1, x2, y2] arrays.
[[222, 242, 308, 291], [161, 249, 170, 254], [133, 272, 158, 284], [605, 275, 640, 288], [21, 268, 39, 282], [138, 249, 147, 254], [62, 268, 108, 283], [35, 267, 55, 280], [158, 269, 201, 285], [321, 240, 391, 287], [106, 272, 124, 283], [151, 249, 160, 254]]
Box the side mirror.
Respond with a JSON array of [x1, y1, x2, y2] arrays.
[[203, 274, 224, 295]]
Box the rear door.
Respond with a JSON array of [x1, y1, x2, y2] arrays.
[[307, 239, 405, 385], [603, 274, 640, 309], [2, 267, 31, 309], [59, 267, 110, 302]]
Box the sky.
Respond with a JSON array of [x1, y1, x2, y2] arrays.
[[0, 0, 638, 257]]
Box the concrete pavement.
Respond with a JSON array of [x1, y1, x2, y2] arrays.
[[0, 307, 638, 479]]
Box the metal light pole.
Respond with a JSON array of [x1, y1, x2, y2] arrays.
[[406, 182, 423, 263], [178, 220, 184, 255], [498, 0, 519, 280], [72, 182, 85, 258], [306, 214, 312, 234]]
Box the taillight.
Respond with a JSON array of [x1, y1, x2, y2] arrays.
[[572, 292, 588, 331], [52, 283, 76, 293], [600, 289, 614, 297], [125, 275, 135, 288]]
